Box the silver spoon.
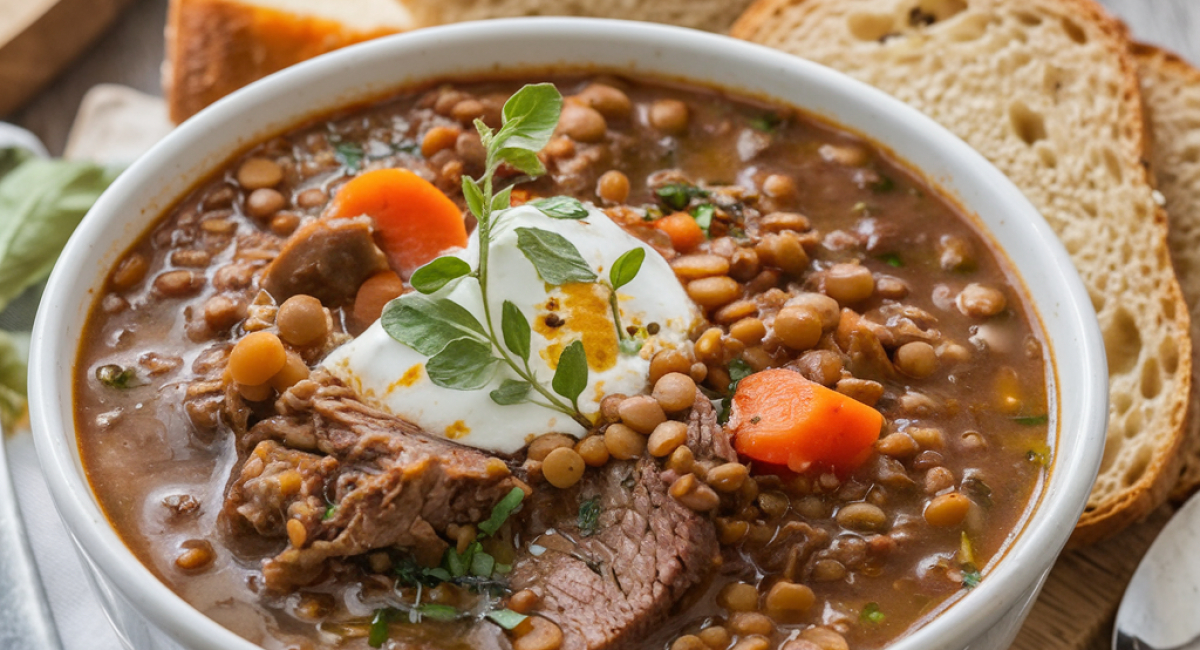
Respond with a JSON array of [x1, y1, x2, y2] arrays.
[[1114, 493, 1200, 650]]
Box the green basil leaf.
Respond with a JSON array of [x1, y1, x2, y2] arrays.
[[485, 609, 528, 630], [531, 196, 588, 219], [490, 379, 532, 405], [496, 83, 563, 153], [491, 185, 513, 212], [552, 339, 588, 403], [497, 147, 545, 177], [478, 486, 526, 536], [425, 338, 499, 390], [501, 300, 531, 361], [462, 176, 486, 219], [381, 294, 488, 356], [415, 603, 460, 622], [515, 227, 597, 285], [410, 257, 472, 294], [334, 141, 364, 171], [0, 155, 120, 313], [690, 204, 715, 236], [609, 248, 645, 291]]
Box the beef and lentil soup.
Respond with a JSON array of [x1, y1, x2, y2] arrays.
[[75, 76, 1051, 650]]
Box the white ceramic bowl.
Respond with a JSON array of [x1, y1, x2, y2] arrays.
[[29, 17, 1106, 650]]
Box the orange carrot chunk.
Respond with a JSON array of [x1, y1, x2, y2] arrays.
[[653, 212, 706, 253], [325, 168, 467, 278], [730, 368, 883, 475]]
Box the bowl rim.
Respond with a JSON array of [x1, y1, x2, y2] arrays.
[[28, 17, 1107, 650]]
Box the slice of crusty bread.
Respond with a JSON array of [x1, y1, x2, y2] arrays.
[[405, 0, 755, 33], [164, 0, 416, 122], [1134, 44, 1200, 501], [732, 0, 1192, 545]]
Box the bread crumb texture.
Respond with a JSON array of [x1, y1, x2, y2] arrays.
[[733, 0, 1191, 544], [406, 0, 755, 32], [1136, 45, 1200, 501]]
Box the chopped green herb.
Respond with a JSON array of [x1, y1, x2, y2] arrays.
[[486, 608, 528, 630], [393, 141, 421, 156], [870, 174, 895, 193], [478, 487, 525, 537], [334, 141, 365, 172], [415, 603, 460, 622], [470, 549, 496, 578], [368, 608, 393, 648], [655, 182, 708, 211], [718, 359, 755, 424], [690, 204, 715, 236], [578, 496, 602, 537], [961, 477, 993, 508], [959, 531, 977, 566], [880, 253, 904, 268], [861, 602, 885, 624], [1013, 414, 1049, 426], [322, 502, 337, 521], [749, 113, 783, 132], [95, 364, 138, 389], [961, 563, 982, 589]]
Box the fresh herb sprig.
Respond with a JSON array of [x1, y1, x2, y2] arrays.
[[381, 84, 646, 427]]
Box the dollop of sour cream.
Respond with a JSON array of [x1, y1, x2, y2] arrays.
[[323, 204, 700, 454]]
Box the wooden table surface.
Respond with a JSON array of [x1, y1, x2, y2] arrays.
[[3, 1, 1197, 649]]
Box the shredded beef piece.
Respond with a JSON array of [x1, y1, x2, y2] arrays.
[[508, 460, 718, 650], [685, 392, 736, 464], [224, 372, 523, 590], [260, 216, 389, 306]]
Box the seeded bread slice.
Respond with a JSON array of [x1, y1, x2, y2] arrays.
[[732, 0, 1192, 545], [1134, 44, 1200, 501]]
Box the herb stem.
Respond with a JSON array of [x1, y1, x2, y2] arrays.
[[607, 285, 626, 342]]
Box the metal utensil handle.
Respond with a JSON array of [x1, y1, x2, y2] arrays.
[[0, 422, 64, 650]]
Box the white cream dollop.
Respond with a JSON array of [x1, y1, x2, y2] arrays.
[[323, 204, 700, 454]]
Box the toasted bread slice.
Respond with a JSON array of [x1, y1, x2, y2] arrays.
[[1134, 44, 1200, 501], [164, 0, 416, 123], [405, 0, 754, 33], [732, 0, 1192, 544]]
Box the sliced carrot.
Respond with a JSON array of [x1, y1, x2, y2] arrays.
[[730, 368, 883, 475], [326, 168, 467, 278], [653, 212, 706, 253]]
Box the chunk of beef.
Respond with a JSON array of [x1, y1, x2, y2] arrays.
[[685, 392, 736, 464], [260, 216, 389, 306], [225, 373, 522, 590], [508, 460, 718, 650]]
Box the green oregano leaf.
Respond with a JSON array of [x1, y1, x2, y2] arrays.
[[531, 196, 589, 219], [485, 609, 528, 630], [552, 340, 588, 404], [609, 248, 645, 291], [490, 379, 532, 405], [491, 185, 513, 212], [462, 176, 486, 219], [501, 300, 532, 362], [515, 227, 597, 285], [410, 257, 472, 294], [478, 486, 526, 536], [382, 294, 488, 356], [495, 83, 563, 153], [497, 148, 545, 177], [425, 339, 499, 390]]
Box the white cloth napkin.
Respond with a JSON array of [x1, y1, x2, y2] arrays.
[[5, 84, 173, 650]]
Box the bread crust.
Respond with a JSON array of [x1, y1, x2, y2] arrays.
[[1133, 42, 1200, 503], [164, 0, 405, 123], [733, 0, 1192, 545]]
